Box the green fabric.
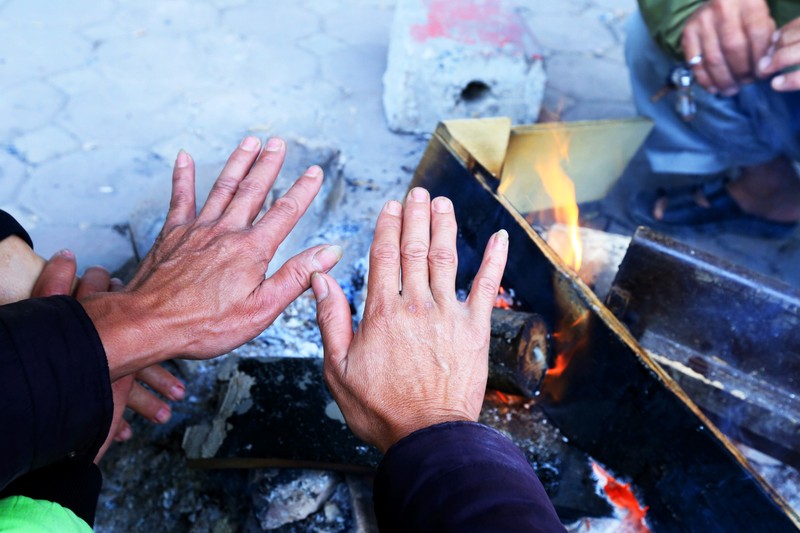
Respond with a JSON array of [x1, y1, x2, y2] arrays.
[[638, 0, 800, 59], [0, 496, 91, 532]]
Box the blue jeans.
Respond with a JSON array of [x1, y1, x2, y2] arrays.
[[625, 10, 800, 175]]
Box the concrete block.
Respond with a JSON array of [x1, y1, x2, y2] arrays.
[[383, 0, 545, 134]]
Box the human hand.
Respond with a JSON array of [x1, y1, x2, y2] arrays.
[[312, 189, 509, 453], [82, 137, 342, 379], [32, 253, 186, 442], [757, 17, 800, 91], [682, 0, 775, 95]]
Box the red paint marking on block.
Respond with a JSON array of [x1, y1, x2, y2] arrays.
[[410, 0, 533, 53]]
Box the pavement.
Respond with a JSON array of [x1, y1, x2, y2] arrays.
[[3, 1, 799, 530], [1, 0, 638, 271]]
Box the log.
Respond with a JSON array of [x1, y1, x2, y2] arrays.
[[488, 307, 548, 396]]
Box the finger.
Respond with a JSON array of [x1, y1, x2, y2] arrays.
[[164, 150, 197, 230], [75, 266, 111, 299], [400, 187, 432, 299], [311, 272, 354, 373], [428, 197, 458, 302], [127, 382, 172, 424], [114, 420, 133, 442], [701, 17, 739, 94], [772, 69, 800, 91], [366, 201, 403, 306], [743, 14, 776, 76], [255, 244, 343, 323], [251, 164, 324, 259], [467, 230, 509, 323], [197, 136, 262, 222], [222, 137, 287, 226], [718, 17, 754, 80], [136, 365, 185, 401], [683, 24, 716, 93], [31, 249, 77, 297]]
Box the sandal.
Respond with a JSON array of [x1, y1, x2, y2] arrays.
[[631, 178, 798, 239]]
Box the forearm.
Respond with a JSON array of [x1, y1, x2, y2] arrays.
[[638, 0, 705, 58], [373, 422, 565, 532], [0, 296, 113, 489]]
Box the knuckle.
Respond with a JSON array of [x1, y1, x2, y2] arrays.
[[400, 240, 429, 262], [473, 275, 499, 300], [427, 247, 457, 268], [270, 195, 300, 220], [704, 52, 726, 68], [370, 242, 400, 265], [212, 175, 240, 196], [236, 179, 265, 198]]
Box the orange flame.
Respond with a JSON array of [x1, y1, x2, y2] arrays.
[[544, 311, 589, 380], [592, 462, 650, 532], [535, 129, 583, 271], [494, 286, 514, 309]]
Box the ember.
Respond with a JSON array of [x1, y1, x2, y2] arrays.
[[494, 286, 516, 309], [592, 463, 649, 533]]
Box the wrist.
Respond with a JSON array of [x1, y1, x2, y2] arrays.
[[81, 291, 170, 380]]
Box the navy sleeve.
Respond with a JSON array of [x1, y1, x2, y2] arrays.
[[0, 295, 113, 491], [0, 210, 33, 248], [373, 421, 566, 533]]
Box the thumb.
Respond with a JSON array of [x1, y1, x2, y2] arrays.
[[311, 272, 354, 372], [32, 249, 78, 297]]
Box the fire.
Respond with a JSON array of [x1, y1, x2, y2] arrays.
[[545, 311, 589, 380], [534, 129, 583, 271], [494, 286, 514, 309], [592, 462, 650, 532]]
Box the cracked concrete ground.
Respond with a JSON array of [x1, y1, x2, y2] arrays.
[[0, 0, 636, 273]]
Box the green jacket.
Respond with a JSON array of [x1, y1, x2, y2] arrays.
[[639, 0, 800, 58]]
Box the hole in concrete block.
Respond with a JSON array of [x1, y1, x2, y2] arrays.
[[460, 81, 491, 103]]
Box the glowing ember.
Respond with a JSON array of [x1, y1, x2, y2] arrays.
[[494, 286, 515, 309], [534, 129, 583, 272], [592, 462, 650, 532]]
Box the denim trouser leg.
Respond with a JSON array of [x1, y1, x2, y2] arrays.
[[625, 10, 800, 176]]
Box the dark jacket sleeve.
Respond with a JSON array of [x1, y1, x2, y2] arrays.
[[0, 296, 113, 492], [373, 421, 566, 533], [0, 210, 33, 248]]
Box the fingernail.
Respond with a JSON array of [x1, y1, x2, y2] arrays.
[[384, 200, 402, 216], [176, 149, 190, 168], [170, 385, 186, 400], [155, 407, 171, 423], [311, 272, 329, 302], [117, 425, 133, 441], [305, 165, 323, 178], [432, 197, 452, 213], [722, 87, 739, 97], [707, 86, 719, 95], [496, 229, 509, 245], [409, 187, 428, 202], [773, 75, 786, 89], [110, 277, 124, 288], [240, 136, 260, 152], [312, 245, 343, 272], [758, 56, 771, 72], [265, 137, 284, 152], [53, 248, 74, 260], [772, 29, 781, 43]]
